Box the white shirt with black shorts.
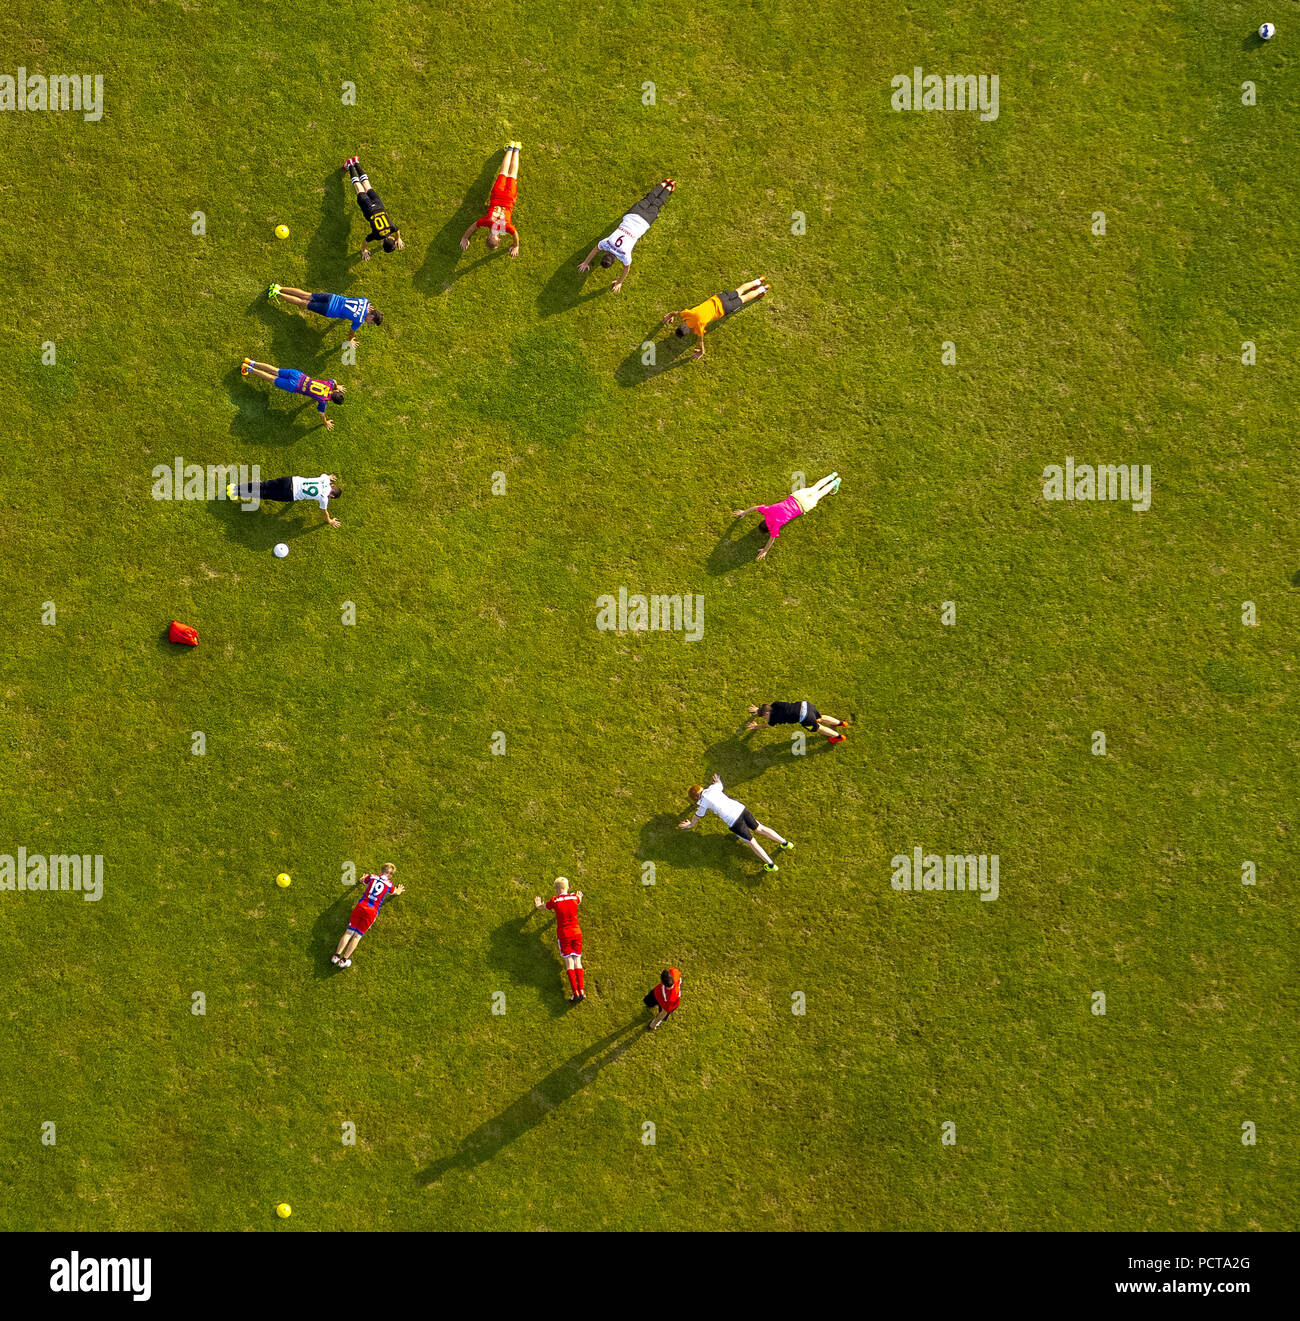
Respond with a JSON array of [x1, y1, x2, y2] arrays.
[[695, 781, 759, 840]]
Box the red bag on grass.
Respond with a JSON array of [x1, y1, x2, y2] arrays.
[[168, 621, 199, 647]]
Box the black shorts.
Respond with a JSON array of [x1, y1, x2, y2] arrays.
[[644, 991, 678, 1015], [799, 704, 822, 731], [719, 288, 744, 315], [728, 808, 759, 841], [307, 291, 332, 315], [628, 181, 672, 226]]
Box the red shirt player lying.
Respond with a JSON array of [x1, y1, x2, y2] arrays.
[[332, 864, 405, 969], [460, 141, 521, 258], [534, 876, 585, 1003]]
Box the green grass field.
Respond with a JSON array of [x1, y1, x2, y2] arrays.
[[1, 0, 1296, 1232]]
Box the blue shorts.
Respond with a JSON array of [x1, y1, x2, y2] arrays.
[[274, 368, 305, 394]]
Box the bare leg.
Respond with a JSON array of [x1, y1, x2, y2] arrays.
[[744, 837, 775, 866], [278, 287, 312, 306], [755, 822, 788, 847], [246, 362, 278, 383], [792, 473, 839, 512], [501, 143, 520, 179]]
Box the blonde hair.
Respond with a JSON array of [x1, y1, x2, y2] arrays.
[[554, 877, 570, 894], [688, 785, 703, 803], [381, 862, 396, 875]]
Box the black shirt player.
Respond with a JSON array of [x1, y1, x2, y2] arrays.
[[745, 701, 849, 744], [344, 156, 405, 260]]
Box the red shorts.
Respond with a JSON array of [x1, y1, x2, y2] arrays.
[[488, 174, 517, 212], [557, 929, 583, 958], [348, 903, 377, 935]]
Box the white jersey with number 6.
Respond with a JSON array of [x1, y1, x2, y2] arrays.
[[597, 212, 651, 267]]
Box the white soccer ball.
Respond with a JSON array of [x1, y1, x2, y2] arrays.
[[273, 543, 289, 558], [1259, 22, 1275, 39]]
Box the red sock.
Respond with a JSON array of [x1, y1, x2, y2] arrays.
[[576, 968, 585, 992], [566, 968, 579, 993]]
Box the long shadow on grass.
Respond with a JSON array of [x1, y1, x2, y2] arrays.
[[208, 492, 332, 555], [306, 167, 362, 290], [309, 890, 357, 977], [416, 1018, 644, 1184], [488, 913, 577, 1019], [706, 730, 835, 792], [245, 292, 337, 370], [412, 153, 507, 296], [535, 216, 627, 318], [707, 515, 769, 574], [638, 811, 766, 888], [224, 364, 335, 445], [614, 319, 695, 386]]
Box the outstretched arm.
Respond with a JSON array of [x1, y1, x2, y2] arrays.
[[459, 223, 478, 251], [578, 244, 601, 272], [756, 534, 776, 561], [509, 227, 520, 258], [732, 506, 760, 518]]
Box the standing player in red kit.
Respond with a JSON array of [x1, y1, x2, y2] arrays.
[[332, 863, 405, 968], [644, 968, 683, 1031], [533, 876, 585, 1003]]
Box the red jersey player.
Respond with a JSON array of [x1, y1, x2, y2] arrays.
[[533, 876, 585, 1003], [644, 967, 683, 1031], [459, 141, 521, 257], [332, 863, 405, 968]]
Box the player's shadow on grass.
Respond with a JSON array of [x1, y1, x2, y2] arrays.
[[707, 515, 769, 574], [309, 891, 357, 977], [413, 153, 505, 296], [487, 913, 575, 1019], [306, 167, 360, 290], [638, 811, 766, 888], [224, 365, 334, 445], [208, 492, 331, 555], [245, 293, 336, 369], [416, 1018, 644, 1184], [535, 218, 627, 318], [707, 730, 835, 788], [614, 320, 695, 386]]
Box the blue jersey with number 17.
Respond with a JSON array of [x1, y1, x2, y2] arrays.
[[326, 294, 370, 331]]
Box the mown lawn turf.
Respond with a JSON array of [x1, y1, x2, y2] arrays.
[[0, 0, 1296, 1231]]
